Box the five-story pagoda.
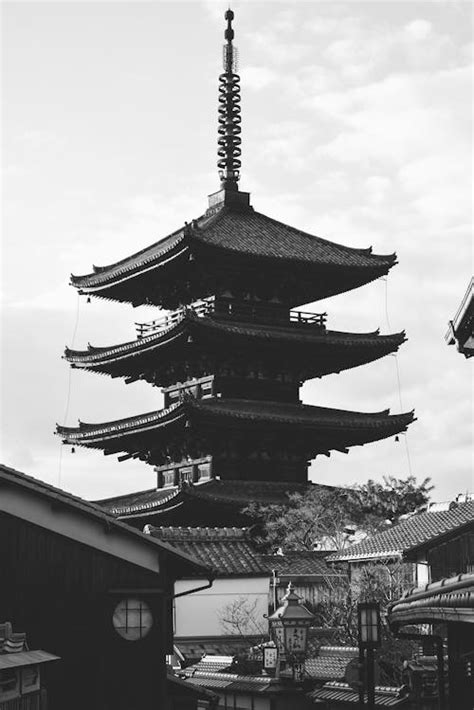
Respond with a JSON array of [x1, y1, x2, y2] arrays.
[[57, 11, 414, 527]]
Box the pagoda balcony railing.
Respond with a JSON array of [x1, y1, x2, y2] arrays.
[[135, 297, 327, 338]]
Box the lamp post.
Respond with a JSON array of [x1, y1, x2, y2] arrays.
[[358, 601, 381, 710], [266, 582, 315, 682]]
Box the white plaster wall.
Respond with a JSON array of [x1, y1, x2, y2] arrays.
[[174, 577, 270, 637]]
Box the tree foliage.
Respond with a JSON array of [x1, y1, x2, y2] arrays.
[[246, 475, 433, 553]]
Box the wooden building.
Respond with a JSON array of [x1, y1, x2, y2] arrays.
[[0, 464, 213, 710], [327, 499, 474, 593], [388, 502, 473, 709], [56, 10, 414, 528]]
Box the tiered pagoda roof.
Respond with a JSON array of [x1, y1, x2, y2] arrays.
[[94, 480, 313, 528], [64, 309, 406, 384], [58, 398, 414, 461], [70, 206, 397, 308]]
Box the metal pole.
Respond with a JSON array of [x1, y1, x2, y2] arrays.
[[366, 647, 375, 710], [359, 645, 365, 708], [436, 637, 446, 710]]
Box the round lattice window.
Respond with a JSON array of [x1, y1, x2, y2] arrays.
[[112, 598, 153, 641]]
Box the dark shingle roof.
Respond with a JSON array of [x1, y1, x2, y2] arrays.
[[308, 682, 408, 707], [65, 314, 405, 373], [145, 526, 270, 576], [328, 501, 474, 562], [260, 552, 340, 577], [57, 399, 415, 453], [71, 206, 396, 291], [305, 646, 358, 681], [94, 479, 313, 518], [389, 572, 474, 627]]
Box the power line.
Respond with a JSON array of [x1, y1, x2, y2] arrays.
[[58, 293, 81, 486], [383, 277, 413, 477]]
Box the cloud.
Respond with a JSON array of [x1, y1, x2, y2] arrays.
[[240, 65, 277, 90], [405, 19, 432, 41]]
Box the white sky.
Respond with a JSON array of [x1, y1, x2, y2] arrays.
[[2, 1, 472, 502]]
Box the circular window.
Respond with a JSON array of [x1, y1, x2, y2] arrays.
[[112, 598, 153, 641]]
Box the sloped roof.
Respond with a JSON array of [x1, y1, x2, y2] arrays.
[[71, 205, 396, 292], [0, 650, 60, 670], [94, 479, 313, 519], [57, 399, 415, 464], [389, 572, 474, 627], [327, 500, 474, 562], [260, 552, 340, 577], [64, 311, 405, 380], [145, 526, 269, 576], [305, 646, 358, 681], [0, 463, 211, 579], [308, 682, 408, 707]]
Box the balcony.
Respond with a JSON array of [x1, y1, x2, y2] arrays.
[[135, 297, 327, 338]]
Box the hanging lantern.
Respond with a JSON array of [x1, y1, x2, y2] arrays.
[[71, 447, 75, 454]]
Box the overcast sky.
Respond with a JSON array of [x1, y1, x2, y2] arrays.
[[2, 1, 472, 503]]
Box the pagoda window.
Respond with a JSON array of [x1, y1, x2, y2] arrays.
[[180, 466, 194, 484], [197, 460, 212, 481], [162, 376, 215, 407]]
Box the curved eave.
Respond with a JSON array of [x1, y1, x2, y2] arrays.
[[64, 313, 406, 372], [69, 205, 396, 300], [71, 232, 189, 294], [56, 399, 415, 453], [56, 401, 186, 444], [193, 399, 415, 436]]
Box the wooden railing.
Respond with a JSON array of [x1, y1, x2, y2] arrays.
[[135, 297, 327, 338]]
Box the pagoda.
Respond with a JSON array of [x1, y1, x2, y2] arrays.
[[57, 10, 414, 528]]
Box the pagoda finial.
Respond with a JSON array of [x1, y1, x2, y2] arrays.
[[217, 8, 242, 192]]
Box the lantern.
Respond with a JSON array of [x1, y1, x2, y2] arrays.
[[266, 582, 315, 663], [358, 601, 381, 649]]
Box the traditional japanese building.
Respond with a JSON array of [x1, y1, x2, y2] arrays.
[[57, 10, 414, 527]]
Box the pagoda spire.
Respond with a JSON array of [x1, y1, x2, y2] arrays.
[[217, 9, 242, 192]]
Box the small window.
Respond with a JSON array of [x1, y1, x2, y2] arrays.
[[112, 598, 153, 641]]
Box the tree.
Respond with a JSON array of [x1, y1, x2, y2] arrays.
[[245, 475, 433, 553], [347, 475, 434, 534]]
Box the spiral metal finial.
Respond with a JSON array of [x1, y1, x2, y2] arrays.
[[218, 9, 242, 191]]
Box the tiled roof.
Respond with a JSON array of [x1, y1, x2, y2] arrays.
[[260, 552, 340, 577], [182, 479, 313, 505], [146, 526, 270, 576], [327, 501, 474, 562], [389, 572, 474, 627], [94, 479, 314, 518], [305, 647, 358, 681], [71, 206, 396, 291], [94, 487, 179, 516], [58, 398, 414, 447], [184, 672, 273, 693], [199, 209, 395, 267], [308, 682, 408, 707], [64, 312, 405, 378], [175, 636, 262, 662]]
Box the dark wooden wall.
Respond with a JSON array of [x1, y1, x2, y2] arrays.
[[427, 531, 474, 582], [0, 513, 172, 710]]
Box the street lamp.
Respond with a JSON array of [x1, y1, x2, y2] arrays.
[[358, 602, 381, 649], [357, 601, 381, 710], [266, 582, 315, 681]]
